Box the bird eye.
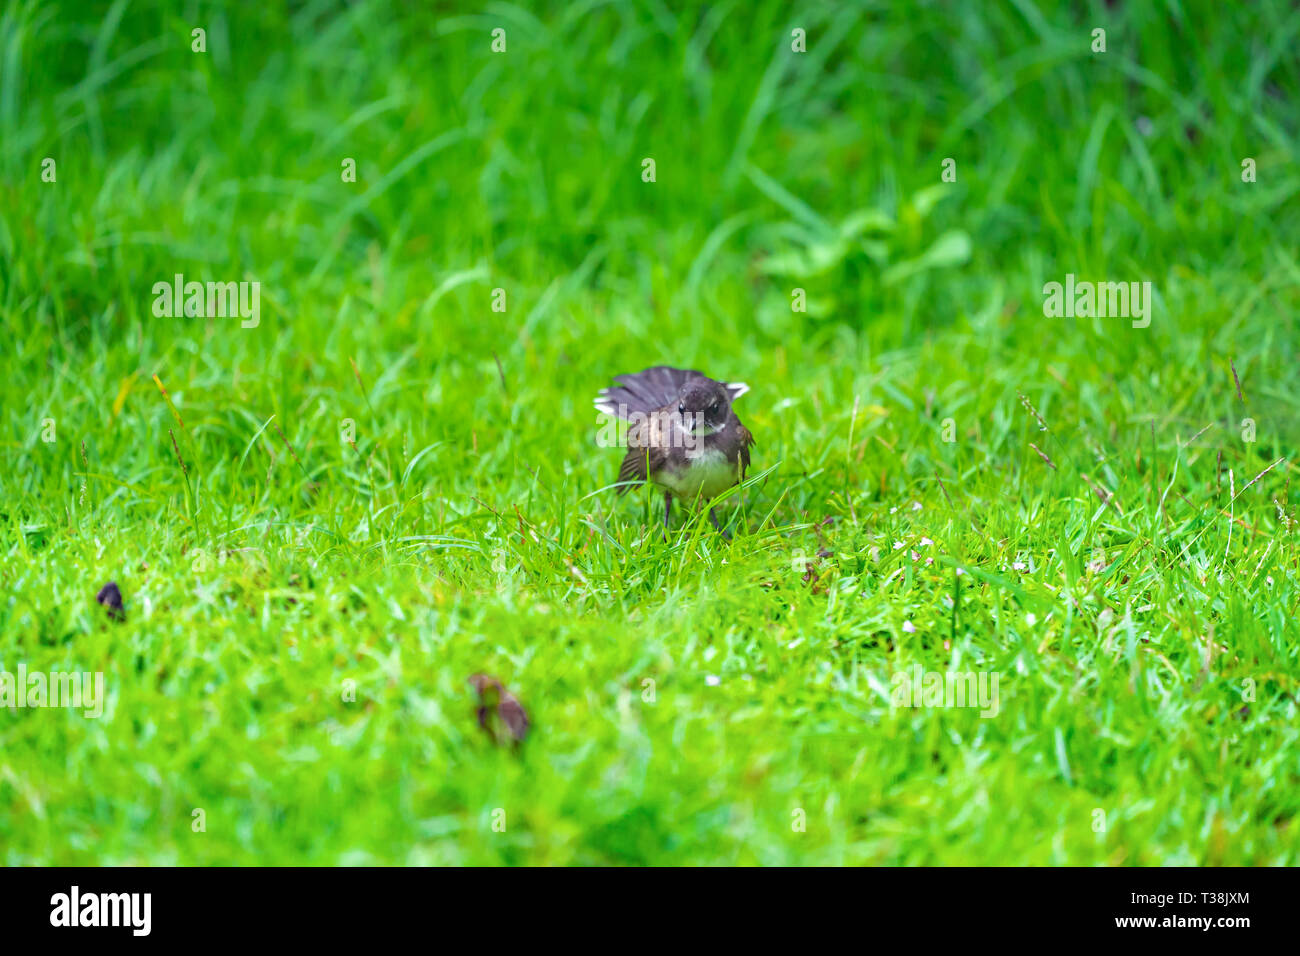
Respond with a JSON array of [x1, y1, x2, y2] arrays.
[[678, 403, 684, 414]]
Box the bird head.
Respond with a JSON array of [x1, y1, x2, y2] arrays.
[[676, 379, 732, 434]]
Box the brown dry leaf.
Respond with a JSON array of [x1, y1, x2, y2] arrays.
[[469, 674, 530, 747]]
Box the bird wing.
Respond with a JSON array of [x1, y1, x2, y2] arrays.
[[595, 366, 707, 418], [736, 423, 754, 478], [616, 415, 669, 493]]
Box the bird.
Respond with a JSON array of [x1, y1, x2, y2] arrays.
[[468, 674, 530, 748], [594, 366, 754, 533], [96, 581, 125, 621]]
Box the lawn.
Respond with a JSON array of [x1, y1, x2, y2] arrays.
[[1, 0, 1298, 865]]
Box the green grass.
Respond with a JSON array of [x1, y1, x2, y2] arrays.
[[2, 0, 1299, 864]]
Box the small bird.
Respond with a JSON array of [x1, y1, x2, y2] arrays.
[[594, 366, 754, 532], [468, 674, 530, 748], [96, 581, 125, 621]]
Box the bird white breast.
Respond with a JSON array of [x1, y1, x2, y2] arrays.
[[657, 448, 738, 502]]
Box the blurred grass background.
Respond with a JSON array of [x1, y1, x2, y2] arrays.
[[0, 0, 1298, 864]]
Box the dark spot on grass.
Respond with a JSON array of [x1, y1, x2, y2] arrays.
[[96, 581, 125, 621], [469, 674, 530, 747]]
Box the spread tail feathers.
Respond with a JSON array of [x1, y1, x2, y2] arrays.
[[594, 366, 748, 418]]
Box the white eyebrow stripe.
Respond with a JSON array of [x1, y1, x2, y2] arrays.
[[726, 382, 749, 399]]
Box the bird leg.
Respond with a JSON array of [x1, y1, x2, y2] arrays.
[[709, 508, 732, 540]]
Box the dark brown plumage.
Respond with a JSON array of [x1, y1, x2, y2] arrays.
[[595, 367, 754, 531], [96, 581, 124, 621], [469, 674, 530, 747]]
